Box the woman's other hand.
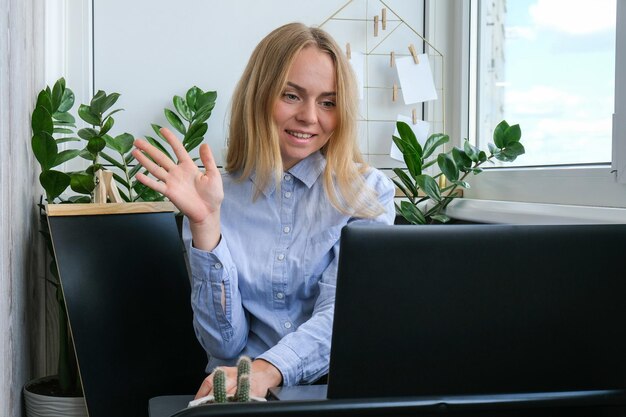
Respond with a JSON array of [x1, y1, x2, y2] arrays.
[[195, 359, 283, 400]]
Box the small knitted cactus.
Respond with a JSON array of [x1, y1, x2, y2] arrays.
[[236, 374, 250, 402], [235, 356, 252, 402], [212, 368, 227, 403]]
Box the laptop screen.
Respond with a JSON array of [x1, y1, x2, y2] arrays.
[[327, 223, 626, 400]]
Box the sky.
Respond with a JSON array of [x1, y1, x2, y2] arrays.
[[492, 0, 616, 166]]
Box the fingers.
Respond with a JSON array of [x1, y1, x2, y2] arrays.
[[132, 146, 169, 182], [160, 127, 194, 165], [199, 143, 219, 174], [195, 376, 213, 400], [133, 138, 175, 172]]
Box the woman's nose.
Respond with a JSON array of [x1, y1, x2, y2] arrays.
[[295, 101, 317, 124]]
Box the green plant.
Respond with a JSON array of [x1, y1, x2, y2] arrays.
[[392, 120, 525, 224], [211, 356, 252, 403], [30, 78, 217, 396]]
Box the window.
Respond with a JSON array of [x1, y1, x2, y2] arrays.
[[455, 0, 626, 213], [474, 0, 616, 167]]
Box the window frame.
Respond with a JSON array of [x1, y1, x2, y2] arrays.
[[433, 0, 626, 223]]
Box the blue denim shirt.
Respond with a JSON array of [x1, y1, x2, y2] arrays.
[[182, 152, 395, 386]]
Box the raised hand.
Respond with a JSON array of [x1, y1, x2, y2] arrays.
[[132, 127, 224, 251]]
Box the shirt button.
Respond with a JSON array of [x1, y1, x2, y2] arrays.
[[214, 263, 222, 270], [284, 174, 292, 182], [284, 191, 292, 198], [276, 292, 285, 299], [277, 253, 285, 261], [283, 226, 291, 234], [284, 321, 292, 329]]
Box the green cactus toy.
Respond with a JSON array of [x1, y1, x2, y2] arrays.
[[212, 368, 227, 403], [236, 374, 251, 402]]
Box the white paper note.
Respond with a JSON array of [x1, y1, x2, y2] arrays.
[[349, 52, 365, 100], [390, 115, 430, 161], [395, 54, 438, 104]]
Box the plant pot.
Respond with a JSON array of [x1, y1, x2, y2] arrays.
[[23, 376, 88, 417], [187, 394, 266, 407]]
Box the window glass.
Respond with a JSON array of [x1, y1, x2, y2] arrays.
[[475, 0, 616, 166]]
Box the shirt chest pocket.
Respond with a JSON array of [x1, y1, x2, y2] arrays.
[[304, 227, 341, 280]]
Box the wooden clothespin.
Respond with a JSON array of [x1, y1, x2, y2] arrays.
[[408, 44, 419, 64], [94, 170, 123, 204], [390, 51, 395, 67], [392, 83, 398, 102], [412, 108, 418, 125], [346, 43, 351, 60], [382, 8, 387, 30], [374, 15, 379, 37]]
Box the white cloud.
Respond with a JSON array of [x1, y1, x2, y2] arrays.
[[506, 26, 537, 41], [506, 85, 583, 116], [529, 0, 616, 35]]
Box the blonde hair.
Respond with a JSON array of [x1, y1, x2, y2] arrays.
[[226, 22, 384, 218]]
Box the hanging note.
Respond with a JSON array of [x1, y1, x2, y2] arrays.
[[390, 115, 430, 162], [395, 54, 437, 104]]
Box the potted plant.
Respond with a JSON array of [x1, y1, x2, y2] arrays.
[[187, 356, 267, 407], [26, 78, 217, 417], [392, 120, 525, 224]]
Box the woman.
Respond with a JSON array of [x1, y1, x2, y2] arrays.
[[132, 22, 396, 399]]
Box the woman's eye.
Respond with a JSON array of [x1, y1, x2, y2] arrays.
[[320, 101, 336, 108], [284, 93, 299, 101]]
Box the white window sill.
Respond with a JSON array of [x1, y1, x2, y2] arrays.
[[445, 198, 626, 224]]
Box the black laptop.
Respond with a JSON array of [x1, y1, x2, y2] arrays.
[[326, 223, 626, 405]]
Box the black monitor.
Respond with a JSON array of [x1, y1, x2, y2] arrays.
[[327, 224, 626, 402]]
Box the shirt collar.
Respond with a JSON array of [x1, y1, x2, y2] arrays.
[[250, 152, 326, 197]]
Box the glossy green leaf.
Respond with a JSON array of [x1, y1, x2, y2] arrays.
[[100, 116, 114, 136], [393, 168, 418, 198], [101, 93, 121, 114], [452, 179, 471, 189], [89, 90, 107, 113], [463, 140, 480, 162], [52, 111, 75, 124], [192, 104, 214, 124], [404, 151, 422, 180], [503, 124, 522, 146], [57, 137, 81, 144], [78, 104, 101, 125], [165, 109, 186, 134], [423, 133, 449, 159], [32, 132, 58, 170], [185, 122, 208, 144], [430, 214, 451, 224], [78, 128, 98, 140], [40, 170, 71, 201], [53, 128, 74, 135], [151, 124, 168, 141], [67, 195, 91, 203], [414, 174, 441, 202], [488, 142, 497, 156], [174, 96, 192, 121], [184, 136, 204, 153], [391, 178, 410, 200], [58, 87, 75, 112], [437, 153, 459, 182], [399, 201, 426, 225], [396, 121, 422, 156], [70, 172, 95, 194], [32, 106, 53, 135], [87, 137, 106, 154], [36, 90, 53, 115], [196, 90, 217, 110], [186, 86, 202, 110], [53, 149, 81, 167], [51, 79, 64, 112], [112, 172, 129, 189], [492, 120, 510, 148], [115, 133, 135, 154], [452, 147, 472, 171]]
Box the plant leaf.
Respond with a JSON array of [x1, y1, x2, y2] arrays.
[[196, 90, 217, 110], [78, 128, 99, 140], [78, 104, 101, 125], [87, 137, 107, 155], [100, 116, 115, 136], [32, 106, 54, 135], [101, 92, 121, 114], [58, 87, 75, 112], [32, 132, 58, 170], [165, 108, 186, 134], [414, 174, 442, 202], [53, 149, 81, 167], [192, 104, 214, 124], [115, 133, 135, 154], [463, 140, 480, 162], [40, 170, 71, 201], [423, 133, 449, 159], [492, 120, 510, 148], [36, 90, 53, 115], [392, 168, 418, 198], [99, 150, 124, 170], [452, 147, 472, 171], [70, 172, 95, 194], [503, 124, 522, 146], [184, 122, 208, 144], [186, 86, 202, 111], [437, 153, 459, 182], [430, 214, 451, 223], [173, 95, 192, 121], [53, 111, 75, 124], [145, 135, 174, 161], [399, 200, 426, 225], [396, 121, 422, 156]]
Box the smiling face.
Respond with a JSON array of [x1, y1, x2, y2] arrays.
[[273, 46, 338, 170]]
